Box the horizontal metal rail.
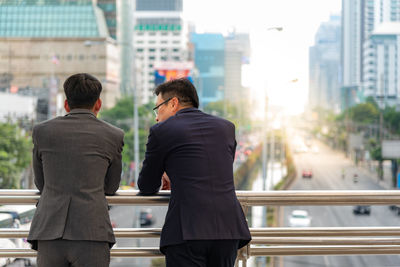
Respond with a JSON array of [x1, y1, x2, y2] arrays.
[[250, 245, 400, 256], [1, 190, 400, 205], [0, 248, 163, 258], [4, 227, 400, 239], [1, 190, 400, 258], [4, 245, 400, 258]]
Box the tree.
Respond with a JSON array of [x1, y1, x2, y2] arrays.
[[347, 102, 379, 124], [367, 138, 384, 180], [0, 122, 31, 188], [99, 97, 155, 180]]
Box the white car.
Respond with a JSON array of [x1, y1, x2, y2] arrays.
[[289, 210, 311, 227]]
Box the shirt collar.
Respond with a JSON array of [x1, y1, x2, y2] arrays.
[[67, 109, 96, 117]]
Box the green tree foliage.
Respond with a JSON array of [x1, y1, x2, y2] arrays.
[[203, 100, 251, 130], [347, 102, 379, 124], [99, 97, 155, 175], [0, 122, 31, 188]]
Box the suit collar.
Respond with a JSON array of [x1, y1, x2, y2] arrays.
[[176, 107, 199, 115], [67, 109, 96, 118]]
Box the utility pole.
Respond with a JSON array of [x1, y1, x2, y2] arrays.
[[260, 96, 268, 267]]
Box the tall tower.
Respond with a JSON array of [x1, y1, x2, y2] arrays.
[[309, 15, 341, 112], [341, 0, 363, 110], [362, 0, 400, 104], [133, 0, 186, 104]]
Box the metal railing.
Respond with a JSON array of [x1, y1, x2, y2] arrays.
[[1, 190, 400, 265]]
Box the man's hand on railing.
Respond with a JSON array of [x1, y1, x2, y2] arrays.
[[161, 172, 171, 190]]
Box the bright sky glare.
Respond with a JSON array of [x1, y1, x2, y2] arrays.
[[183, 0, 341, 115]]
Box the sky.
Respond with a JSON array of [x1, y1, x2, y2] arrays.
[[183, 0, 341, 115]]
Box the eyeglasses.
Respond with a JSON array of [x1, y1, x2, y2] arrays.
[[153, 97, 173, 116]]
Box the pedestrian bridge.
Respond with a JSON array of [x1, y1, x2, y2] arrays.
[[2, 190, 400, 266]]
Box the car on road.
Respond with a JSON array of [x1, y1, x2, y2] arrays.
[[389, 205, 400, 215], [353, 205, 371, 215], [302, 169, 313, 178], [140, 209, 155, 227], [288, 210, 311, 227]]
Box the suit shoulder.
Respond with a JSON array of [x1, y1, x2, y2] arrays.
[[204, 112, 236, 129], [97, 119, 124, 137], [33, 117, 63, 132]]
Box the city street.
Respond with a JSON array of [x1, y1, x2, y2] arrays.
[[279, 138, 400, 267], [109, 205, 167, 267]]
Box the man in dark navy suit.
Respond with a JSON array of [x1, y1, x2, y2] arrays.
[[138, 78, 251, 267]]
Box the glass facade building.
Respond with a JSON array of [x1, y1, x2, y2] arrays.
[[190, 33, 225, 106], [0, 0, 103, 37], [136, 0, 182, 11], [97, 0, 116, 39]]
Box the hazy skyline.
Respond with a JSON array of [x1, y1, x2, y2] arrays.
[[183, 0, 341, 115]]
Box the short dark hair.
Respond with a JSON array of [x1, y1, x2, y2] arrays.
[[154, 78, 199, 108], [63, 73, 102, 109]]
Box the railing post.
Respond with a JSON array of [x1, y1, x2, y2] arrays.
[[235, 244, 249, 267]]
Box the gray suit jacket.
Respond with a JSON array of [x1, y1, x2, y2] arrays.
[[27, 109, 124, 250]]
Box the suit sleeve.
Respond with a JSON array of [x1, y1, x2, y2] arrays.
[[137, 127, 165, 195], [104, 131, 124, 196], [32, 127, 44, 193]]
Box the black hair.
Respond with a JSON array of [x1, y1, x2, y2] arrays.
[[154, 78, 199, 108], [63, 73, 102, 109]]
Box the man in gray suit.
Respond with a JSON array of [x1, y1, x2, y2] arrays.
[[28, 73, 124, 267]]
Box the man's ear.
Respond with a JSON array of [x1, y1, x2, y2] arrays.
[[172, 97, 180, 112], [93, 98, 102, 114], [64, 99, 70, 113]]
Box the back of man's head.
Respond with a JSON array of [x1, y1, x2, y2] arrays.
[[154, 78, 199, 108], [64, 73, 102, 109]]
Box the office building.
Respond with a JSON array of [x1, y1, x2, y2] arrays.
[[190, 33, 225, 107], [0, 0, 119, 119], [224, 32, 251, 104], [133, 0, 187, 104], [309, 15, 341, 112]]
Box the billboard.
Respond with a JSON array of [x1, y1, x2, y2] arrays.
[[154, 61, 194, 86], [382, 140, 400, 159]]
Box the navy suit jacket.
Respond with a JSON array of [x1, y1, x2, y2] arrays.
[[138, 108, 251, 252]]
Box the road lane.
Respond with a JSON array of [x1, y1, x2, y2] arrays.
[[281, 139, 400, 267]]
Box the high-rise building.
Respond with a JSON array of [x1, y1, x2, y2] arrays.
[[190, 33, 225, 107], [342, 0, 400, 109], [224, 32, 250, 104], [0, 0, 119, 118], [96, 0, 117, 40], [370, 22, 400, 108], [362, 0, 400, 104], [341, 0, 364, 109], [309, 15, 341, 112], [133, 0, 187, 104]]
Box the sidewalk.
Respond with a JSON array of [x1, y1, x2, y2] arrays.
[[318, 139, 396, 190], [357, 160, 395, 190]]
